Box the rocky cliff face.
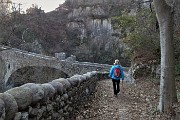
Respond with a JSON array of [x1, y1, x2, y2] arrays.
[[67, 7, 112, 46], [66, 0, 133, 37], [62, 0, 134, 64], [66, 0, 112, 43]]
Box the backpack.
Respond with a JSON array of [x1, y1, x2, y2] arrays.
[[114, 67, 121, 78]]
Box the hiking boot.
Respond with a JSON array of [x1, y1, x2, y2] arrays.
[[114, 94, 117, 97]]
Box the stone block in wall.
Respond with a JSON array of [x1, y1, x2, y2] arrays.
[[47, 104, 53, 113], [53, 78, 71, 91], [14, 112, 21, 120], [58, 109, 63, 114], [67, 78, 80, 87], [55, 52, 66, 60], [61, 94, 69, 101], [63, 105, 69, 112], [48, 81, 63, 95], [52, 112, 59, 119], [5, 87, 33, 110], [21, 112, 28, 120], [21, 83, 44, 104], [59, 101, 65, 108], [55, 95, 61, 102], [78, 74, 87, 82], [61, 117, 65, 120], [0, 93, 18, 120], [63, 112, 70, 119], [36, 108, 44, 120], [67, 90, 74, 97], [83, 71, 98, 80], [28, 106, 38, 117], [72, 74, 88, 83], [83, 72, 92, 79], [65, 55, 76, 62], [40, 83, 55, 100], [85, 88, 90, 95]]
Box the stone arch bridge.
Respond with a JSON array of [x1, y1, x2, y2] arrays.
[[0, 45, 120, 92]]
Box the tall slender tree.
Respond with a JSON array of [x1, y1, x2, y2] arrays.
[[153, 0, 177, 112]]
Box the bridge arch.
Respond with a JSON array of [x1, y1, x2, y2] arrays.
[[0, 57, 6, 91], [0, 46, 114, 92], [5, 66, 69, 90]]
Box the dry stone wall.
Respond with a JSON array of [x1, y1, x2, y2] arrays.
[[0, 71, 108, 120]]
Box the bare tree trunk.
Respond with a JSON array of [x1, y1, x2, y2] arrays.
[[153, 0, 177, 113]]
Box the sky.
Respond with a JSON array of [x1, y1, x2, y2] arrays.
[[12, 0, 66, 12]]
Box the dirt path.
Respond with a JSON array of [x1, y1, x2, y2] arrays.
[[75, 79, 169, 120]]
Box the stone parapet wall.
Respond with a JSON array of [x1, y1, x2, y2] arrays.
[[0, 71, 109, 120]]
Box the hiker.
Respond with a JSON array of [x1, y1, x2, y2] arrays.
[[109, 59, 124, 96]]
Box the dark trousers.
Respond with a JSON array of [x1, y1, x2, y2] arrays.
[[112, 79, 120, 95]]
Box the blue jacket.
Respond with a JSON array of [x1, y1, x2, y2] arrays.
[[109, 65, 124, 80]]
